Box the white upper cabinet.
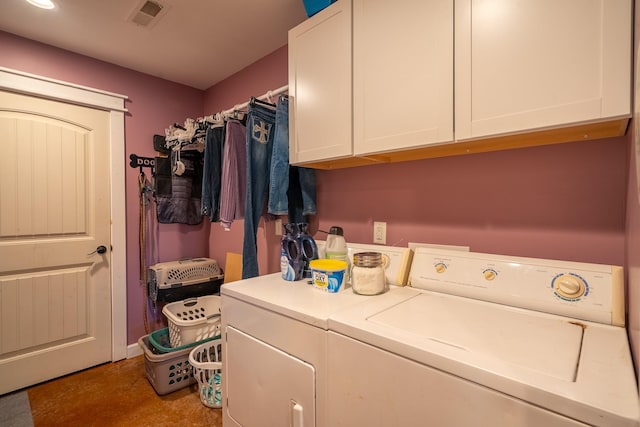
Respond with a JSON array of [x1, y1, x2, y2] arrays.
[[288, 0, 352, 164], [289, 0, 632, 168], [455, 0, 632, 141], [353, 0, 454, 155]]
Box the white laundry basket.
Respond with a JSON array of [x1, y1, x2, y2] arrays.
[[162, 295, 222, 347], [189, 339, 223, 408]]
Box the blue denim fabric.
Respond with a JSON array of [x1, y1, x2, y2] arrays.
[[298, 167, 317, 216], [201, 124, 224, 222], [242, 101, 276, 279], [287, 166, 317, 223], [268, 96, 290, 215], [268, 95, 317, 222]]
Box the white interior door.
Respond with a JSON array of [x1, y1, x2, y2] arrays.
[[0, 90, 112, 394]]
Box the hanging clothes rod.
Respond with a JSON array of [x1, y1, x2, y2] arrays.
[[220, 84, 288, 117]]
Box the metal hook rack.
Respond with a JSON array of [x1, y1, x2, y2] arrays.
[[129, 154, 155, 173]]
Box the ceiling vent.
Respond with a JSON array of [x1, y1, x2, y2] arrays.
[[127, 0, 168, 28]]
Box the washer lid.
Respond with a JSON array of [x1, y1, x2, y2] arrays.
[[369, 292, 583, 380]]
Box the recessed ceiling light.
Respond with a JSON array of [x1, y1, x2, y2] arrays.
[[25, 0, 55, 9]]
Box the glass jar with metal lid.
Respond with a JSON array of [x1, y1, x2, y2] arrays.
[[351, 252, 386, 295]]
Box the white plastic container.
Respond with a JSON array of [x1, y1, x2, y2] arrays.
[[326, 226, 349, 281], [325, 226, 347, 260], [310, 259, 348, 293], [162, 296, 222, 347]]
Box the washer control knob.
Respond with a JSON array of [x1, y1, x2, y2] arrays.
[[483, 269, 497, 281], [553, 274, 586, 299], [435, 263, 447, 274]]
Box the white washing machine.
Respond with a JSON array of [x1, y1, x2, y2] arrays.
[[327, 248, 640, 427], [221, 243, 412, 427]]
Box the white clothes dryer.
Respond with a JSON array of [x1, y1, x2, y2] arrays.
[[221, 273, 364, 427], [220, 243, 412, 427]]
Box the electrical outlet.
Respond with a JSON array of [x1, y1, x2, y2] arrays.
[[275, 219, 283, 236], [373, 221, 386, 244]]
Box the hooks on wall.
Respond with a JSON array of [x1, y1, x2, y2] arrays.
[[129, 153, 155, 173]]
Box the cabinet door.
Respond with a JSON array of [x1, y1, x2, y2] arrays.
[[353, 0, 454, 155], [455, 0, 632, 141], [289, 0, 352, 164], [225, 326, 316, 427]]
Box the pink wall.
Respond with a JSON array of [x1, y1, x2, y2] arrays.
[[0, 31, 209, 343], [313, 137, 627, 265]]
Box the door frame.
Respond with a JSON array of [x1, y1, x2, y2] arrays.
[[0, 66, 128, 361]]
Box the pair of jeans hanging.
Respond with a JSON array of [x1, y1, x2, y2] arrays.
[[267, 95, 317, 223], [242, 99, 276, 279]]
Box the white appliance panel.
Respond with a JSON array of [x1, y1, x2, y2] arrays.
[[327, 331, 589, 427], [409, 248, 624, 325], [348, 242, 412, 286], [316, 241, 413, 286], [226, 326, 315, 427]]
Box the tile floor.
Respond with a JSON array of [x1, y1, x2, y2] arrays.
[[26, 355, 222, 426]]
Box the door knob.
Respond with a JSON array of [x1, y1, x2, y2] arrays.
[[88, 245, 108, 255]]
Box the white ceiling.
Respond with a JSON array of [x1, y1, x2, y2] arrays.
[[0, 0, 309, 90]]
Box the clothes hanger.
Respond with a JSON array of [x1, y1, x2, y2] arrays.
[[233, 109, 245, 119], [250, 96, 276, 108]]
